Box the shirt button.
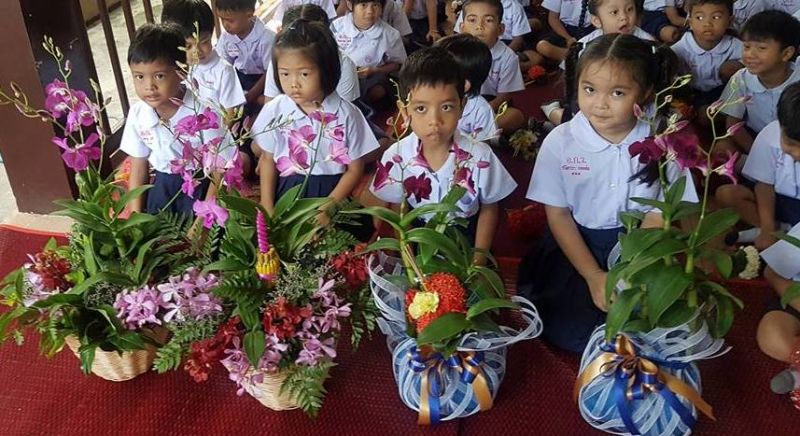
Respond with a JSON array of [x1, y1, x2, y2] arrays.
[[610, 183, 616, 189]]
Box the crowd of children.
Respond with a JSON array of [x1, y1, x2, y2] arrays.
[[117, 0, 800, 407]]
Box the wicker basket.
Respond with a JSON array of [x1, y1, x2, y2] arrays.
[[242, 368, 301, 411], [65, 327, 168, 382]]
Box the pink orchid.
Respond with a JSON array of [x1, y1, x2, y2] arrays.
[[181, 172, 199, 198], [713, 152, 739, 184], [664, 130, 704, 170], [453, 167, 476, 196], [633, 103, 645, 119], [392, 154, 403, 163], [65, 100, 96, 133], [373, 161, 394, 190], [452, 142, 472, 164], [326, 141, 351, 165], [192, 198, 228, 228], [403, 173, 432, 202], [476, 160, 490, 169], [222, 152, 245, 191], [174, 108, 219, 137], [726, 121, 746, 137], [411, 142, 431, 170], [630, 136, 666, 164], [53, 133, 101, 172], [275, 137, 311, 177], [201, 138, 227, 175], [287, 125, 317, 150], [310, 111, 338, 126], [327, 124, 345, 143]]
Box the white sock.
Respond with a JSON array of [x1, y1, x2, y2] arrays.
[[737, 227, 760, 243], [771, 368, 800, 394], [540, 101, 562, 120]]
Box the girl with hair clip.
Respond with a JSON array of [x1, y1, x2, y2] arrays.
[[517, 34, 696, 353], [251, 19, 379, 240]]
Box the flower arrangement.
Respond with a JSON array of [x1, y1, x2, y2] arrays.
[[575, 75, 750, 435]]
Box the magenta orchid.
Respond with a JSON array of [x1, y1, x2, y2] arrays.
[[403, 173, 433, 202], [373, 161, 394, 190], [453, 167, 476, 196], [309, 110, 338, 126], [174, 107, 220, 137], [53, 133, 102, 172], [193, 198, 229, 228]]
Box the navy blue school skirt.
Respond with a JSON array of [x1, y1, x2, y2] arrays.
[[542, 22, 594, 48], [236, 70, 263, 118], [517, 224, 623, 353], [276, 174, 374, 241], [776, 194, 800, 226], [146, 171, 210, 216]]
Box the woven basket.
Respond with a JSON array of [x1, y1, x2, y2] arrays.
[[65, 327, 168, 382], [242, 368, 300, 410]]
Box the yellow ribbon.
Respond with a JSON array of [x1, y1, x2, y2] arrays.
[[574, 335, 715, 423]]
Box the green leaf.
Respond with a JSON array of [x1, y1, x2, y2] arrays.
[[83, 233, 98, 276], [705, 249, 733, 279], [605, 289, 643, 340], [664, 175, 687, 209], [78, 342, 97, 375], [272, 184, 303, 221], [630, 197, 671, 215], [117, 212, 158, 231], [605, 260, 629, 303], [363, 238, 401, 253], [281, 198, 329, 225], [66, 272, 133, 295], [672, 201, 702, 221], [416, 313, 470, 346], [243, 329, 266, 366], [711, 295, 734, 338], [622, 319, 651, 333], [694, 208, 740, 247], [133, 238, 159, 284], [466, 297, 518, 319], [657, 300, 696, 328], [620, 229, 668, 262], [700, 280, 744, 309], [644, 265, 692, 325], [620, 211, 645, 231], [342, 206, 403, 232], [405, 228, 462, 261], [203, 258, 249, 273], [781, 283, 800, 309], [468, 313, 502, 333], [108, 330, 147, 350], [219, 194, 262, 220], [114, 185, 152, 215], [44, 237, 58, 251], [239, 307, 261, 331], [780, 233, 800, 248], [469, 265, 506, 299], [399, 203, 458, 228]]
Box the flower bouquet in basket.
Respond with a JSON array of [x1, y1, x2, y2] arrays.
[[574, 76, 751, 435], [0, 38, 208, 381], [353, 167, 542, 425]]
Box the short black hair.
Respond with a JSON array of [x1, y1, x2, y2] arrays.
[[462, 0, 504, 22], [778, 83, 800, 142], [741, 10, 800, 60], [161, 0, 215, 38], [215, 0, 256, 12], [283, 4, 330, 28], [128, 23, 186, 66], [399, 47, 465, 100], [436, 34, 491, 97], [686, 0, 733, 14], [350, 0, 387, 8], [588, 0, 644, 15], [272, 19, 341, 96]]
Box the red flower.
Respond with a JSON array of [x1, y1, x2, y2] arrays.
[[403, 173, 433, 203], [29, 250, 73, 290], [330, 243, 369, 289], [184, 317, 243, 382], [527, 65, 546, 81], [262, 297, 313, 340], [405, 273, 467, 333]]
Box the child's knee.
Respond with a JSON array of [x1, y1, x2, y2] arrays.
[[715, 184, 750, 207], [757, 311, 800, 362], [497, 106, 525, 132]]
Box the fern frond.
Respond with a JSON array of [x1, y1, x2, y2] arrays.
[[279, 361, 335, 418]]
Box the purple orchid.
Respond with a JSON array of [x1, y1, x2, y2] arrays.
[[287, 125, 317, 150], [372, 161, 394, 190], [222, 152, 245, 191], [181, 172, 199, 198], [453, 167, 476, 196], [193, 198, 229, 228], [476, 160, 490, 169], [174, 107, 219, 137], [664, 130, 704, 170], [295, 337, 337, 366], [65, 100, 96, 133], [392, 154, 403, 164], [44, 80, 71, 117], [411, 142, 431, 170], [452, 142, 473, 164], [157, 267, 222, 323], [326, 140, 351, 166], [258, 334, 288, 373], [114, 285, 164, 330], [403, 173, 433, 202], [53, 133, 102, 172], [327, 124, 345, 144], [713, 152, 739, 184], [630, 136, 666, 165], [309, 110, 338, 126], [220, 337, 253, 396]]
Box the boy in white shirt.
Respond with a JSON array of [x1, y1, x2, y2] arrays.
[[454, 0, 532, 52], [459, 0, 528, 132], [671, 0, 743, 114], [437, 34, 498, 142], [215, 0, 276, 114], [331, 0, 407, 106], [732, 0, 766, 32], [121, 24, 235, 215], [720, 10, 800, 153], [370, 47, 516, 260]]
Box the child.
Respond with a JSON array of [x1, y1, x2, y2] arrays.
[[518, 34, 695, 353], [671, 0, 743, 111], [732, 0, 765, 32], [272, 0, 338, 27], [401, 0, 443, 48], [720, 10, 800, 154], [370, 47, 517, 257], [252, 20, 379, 233], [542, 0, 655, 126], [436, 34, 498, 142], [535, 0, 595, 63], [776, 0, 800, 15], [454, 0, 532, 52], [459, 0, 527, 132], [161, 0, 246, 113], [264, 4, 360, 105], [331, 0, 408, 106], [122, 23, 235, 215], [758, 221, 800, 406], [381, 0, 413, 40], [641, 0, 684, 44], [215, 0, 275, 113], [716, 83, 800, 251]]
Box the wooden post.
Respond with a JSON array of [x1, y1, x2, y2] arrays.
[[0, 0, 103, 213]]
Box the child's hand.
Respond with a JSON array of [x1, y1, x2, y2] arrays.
[[586, 270, 608, 312], [245, 89, 260, 104], [357, 67, 372, 78], [426, 29, 441, 42], [566, 37, 577, 47], [316, 210, 331, 228], [755, 231, 777, 251]]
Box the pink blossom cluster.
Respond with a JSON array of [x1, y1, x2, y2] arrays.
[[44, 80, 102, 172], [275, 111, 351, 177]]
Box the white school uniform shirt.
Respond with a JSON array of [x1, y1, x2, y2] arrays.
[[251, 93, 379, 175], [643, 0, 667, 11], [559, 27, 654, 69], [454, 0, 532, 40], [405, 0, 428, 20], [481, 41, 525, 96], [458, 95, 498, 141], [215, 18, 275, 75], [384, 0, 413, 36], [188, 51, 246, 110], [120, 91, 236, 173], [527, 112, 698, 229], [370, 130, 517, 218], [273, 0, 338, 24], [775, 0, 800, 14], [542, 0, 589, 28], [331, 14, 407, 68], [743, 120, 800, 198], [732, 0, 766, 32], [264, 51, 360, 102], [761, 221, 800, 280], [720, 66, 800, 133], [671, 33, 743, 92]]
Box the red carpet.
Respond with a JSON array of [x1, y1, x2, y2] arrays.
[[2, 226, 800, 434]]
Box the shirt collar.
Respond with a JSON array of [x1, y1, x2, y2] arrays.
[[685, 33, 735, 55], [569, 111, 651, 152], [140, 88, 193, 129], [280, 92, 344, 121], [408, 129, 478, 177], [194, 51, 221, 72], [342, 13, 383, 40], [489, 40, 508, 60], [743, 64, 800, 93]]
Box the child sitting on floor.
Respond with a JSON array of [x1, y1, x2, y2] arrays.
[[535, 0, 595, 64], [719, 10, 800, 154], [122, 23, 235, 215], [640, 0, 684, 44], [731, 0, 765, 32], [370, 47, 517, 262], [518, 34, 695, 353], [459, 0, 528, 132], [716, 83, 800, 250], [453, 0, 532, 52]]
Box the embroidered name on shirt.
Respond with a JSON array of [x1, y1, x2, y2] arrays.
[[562, 156, 590, 176]]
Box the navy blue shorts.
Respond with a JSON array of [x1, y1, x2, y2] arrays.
[[146, 171, 209, 216], [517, 224, 623, 353], [694, 84, 726, 108], [766, 296, 800, 321], [542, 22, 593, 48], [740, 178, 800, 226], [641, 10, 672, 37], [236, 70, 263, 118]]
